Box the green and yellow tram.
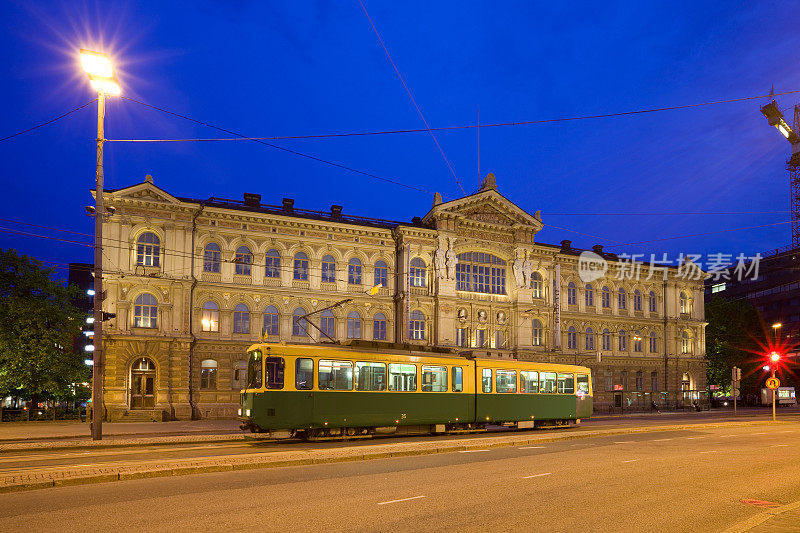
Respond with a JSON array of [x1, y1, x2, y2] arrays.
[[239, 340, 592, 440]]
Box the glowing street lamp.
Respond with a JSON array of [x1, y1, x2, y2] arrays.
[[772, 322, 782, 343], [760, 100, 800, 161], [80, 49, 121, 442]]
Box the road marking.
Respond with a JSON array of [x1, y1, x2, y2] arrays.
[[686, 437, 705, 440], [770, 444, 789, 448], [518, 446, 545, 450], [719, 435, 737, 438], [459, 449, 490, 453], [378, 495, 425, 505], [621, 459, 641, 463], [752, 432, 766, 435], [522, 472, 552, 479], [652, 438, 672, 442], [613, 441, 633, 444], [699, 450, 720, 454]]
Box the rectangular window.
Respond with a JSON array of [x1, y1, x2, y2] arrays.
[[452, 367, 463, 392], [373, 318, 386, 341], [620, 370, 628, 391], [520, 371, 539, 393], [496, 369, 517, 393], [318, 360, 353, 390], [494, 330, 505, 349], [540, 371, 557, 393], [557, 373, 574, 394], [651, 371, 658, 392], [475, 329, 486, 348], [247, 350, 262, 389], [388, 363, 416, 391], [264, 255, 280, 278], [636, 371, 643, 391], [295, 358, 313, 390], [321, 261, 335, 283], [482, 368, 492, 393], [457, 328, 468, 347], [421, 365, 447, 392], [577, 374, 590, 395], [200, 367, 216, 389], [603, 370, 612, 392], [265, 357, 284, 390], [374, 266, 388, 287], [355, 361, 387, 391]]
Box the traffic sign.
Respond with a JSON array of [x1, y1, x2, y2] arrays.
[[766, 377, 780, 389], [732, 388, 740, 396]]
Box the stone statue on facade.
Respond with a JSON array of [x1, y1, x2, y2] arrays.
[[512, 252, 524, 288], [521, 251, 533, 288], [445, 237, 458, 280], [434, 241, 447, 279]]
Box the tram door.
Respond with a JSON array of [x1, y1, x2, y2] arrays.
[[130, 358, 156, 409]]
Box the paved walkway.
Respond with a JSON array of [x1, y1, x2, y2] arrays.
[[0, 419, 241, 442]]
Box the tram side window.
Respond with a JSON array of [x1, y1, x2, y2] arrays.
[[264, 357, 285, 390], [452, 367, 463, 392], [557, 373, 575, 394], [247, 350, 263, 389], [356, 362, 387, 391], [295, 358, 313, 390], [520, 371, 539, 393], [318, 360, 353, 390], [422, 365, 447, 392], [496, 370, 517, 393], [389, 363, 417, 391], [577, 374, 590, 395], [482, 368, 492, 393], [540, 372, 557, 393]]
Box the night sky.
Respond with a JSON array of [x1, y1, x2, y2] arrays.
[[2, 1, 800, 277]]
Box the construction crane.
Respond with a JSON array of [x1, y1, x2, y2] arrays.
[[760, 99, 800, 248]]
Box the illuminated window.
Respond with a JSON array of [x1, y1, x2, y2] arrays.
[[681, 330, 693, 354], [133, 293, 158, 328], [633, 330, 642, 352], [531, 272, 543, 298], [410, 257, 427, 287], [136, 232, 160, 267], [203, 243, 221, 273], [409, 310, 425, 340], [201, 301, 219, 332], [455, 252, 506, 295], [532, 319, 543, 346], [680, 291, 692, 314]]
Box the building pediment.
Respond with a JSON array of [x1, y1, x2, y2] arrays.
[[104, 177, 183, 205], [422, 187, 543, 233]]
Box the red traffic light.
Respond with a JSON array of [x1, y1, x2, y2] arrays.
[[770, 351, 781, 362]]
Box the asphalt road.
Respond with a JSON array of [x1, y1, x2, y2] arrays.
[[1, 421, 799, 531]]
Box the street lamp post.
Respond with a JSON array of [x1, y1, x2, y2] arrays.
[[80, 49, 120, 441], [772, 322, 782, 344]]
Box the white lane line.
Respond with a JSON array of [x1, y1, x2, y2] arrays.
[[719, 435, 737, 438], [613, 441, 633, 444], [621, 459, 641, 463], [459, 449, 490, 453], [652, 438, 672, 442], [522, 472, 552, 479], [699, 450, 721, 454], [518, 446, 545, 450], [770, 444, 789, 448], [378, 495, 425, 506], [686, 437, 705, 440], [752, 432, 766, 435]]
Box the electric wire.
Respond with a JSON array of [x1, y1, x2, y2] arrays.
[[0, 99, 97, 142]]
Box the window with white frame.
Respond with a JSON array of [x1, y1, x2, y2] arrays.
[[680, 291, 691, 314], [203, 243, 221, 273], [234, 246, 252, 276], [409, 310, 425, 340], [134, 293, 158, 328], [348, 258, 362, 285], [201, 301, 219, 332], [681, 330, 693, 354], [374, 260, 388, 288], [532, 319, 543, 346], [136, 232, 160, 267], [200, 359, 217, 389], [265, 249, 280, 278], [373, 312, 387, 341], [347, 311, 361, 339], [321, 309, 335, 339], [455, 252, 506, 294], [585, 284, 594, 307], [263, 305, 279, 336], [233, 303, 250, 334], [321, 255, 336, 283], [410, 257, 426, 287], [531, 271, 543, 298], [294, 252, 309, 280]]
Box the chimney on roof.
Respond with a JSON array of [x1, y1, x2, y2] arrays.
[[243, 193, 261, 207], [282, 198, 294, 214], [592, 244, 604, 255], [331, 205, 343, 220], [560, 239, 572, 252], [412, 216, 422, 225]]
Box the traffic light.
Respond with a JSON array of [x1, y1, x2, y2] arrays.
[[770, 351, 781, 363]]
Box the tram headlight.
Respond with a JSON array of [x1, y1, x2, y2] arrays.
[[245, 409, 251, 417], [237, 408, 242, 416]]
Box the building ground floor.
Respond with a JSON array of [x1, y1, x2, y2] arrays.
[[99, 335, 707, 421]]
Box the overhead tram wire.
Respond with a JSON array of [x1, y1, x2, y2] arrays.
[[1, 99, 97, 142], [118, 96, 434, 196], [106, 89, 800, 144], [357, 0, 466, 196]]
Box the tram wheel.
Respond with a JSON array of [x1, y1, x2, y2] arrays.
[[345, 427, 357, 437]]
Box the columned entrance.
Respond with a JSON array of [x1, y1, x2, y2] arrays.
[[130, 357, 156, 409]]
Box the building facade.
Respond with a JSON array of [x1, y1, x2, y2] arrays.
[[98, 174, 707, 421]]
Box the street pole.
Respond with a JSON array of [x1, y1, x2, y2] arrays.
[[772, 366, 776, 423], [91, 91, 105, 441]]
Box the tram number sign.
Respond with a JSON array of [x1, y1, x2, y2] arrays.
[[766, 377, 780, 390]]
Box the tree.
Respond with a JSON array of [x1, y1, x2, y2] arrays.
[[704, 297, 762, 396], [0, 249, 86, 407]]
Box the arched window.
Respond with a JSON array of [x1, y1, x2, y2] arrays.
[[133, 293, 158, 328], [567, 326, 577, 349], [200, 359, 217, 389], [530, 272, 543, 298], [618, 288, 627, 310], [321, 254, 336, 283], [602, 329, 611, 351], [292, 307, 308, 336], [374, 260, 388, 288], [618, 330, 627, 351], [233, 303, 250, 334], [373, 312, 387, 341], [201, 301, 219, 332], [347, 311, 362, 339], [633, 330, 643, 352], [136, 232, 160, 267], [585, 327, 595, 350], [585, 284, 594, 307], [294, 252, 309, 281], [532, 319, 543, 346], [567, 282, 577, 305], [234, 246, 252, 276], [649, 331, 657, 353], [320, 309, 335, 339], [263, 305, 279, 336], [410, 257, 426, 287], [602, 286, 611, 308], [681, 330, 693, 354], [455, 252, 506, 294], [409, 310, 425, 340], [203, 243, 221, 273], [680, 291, 691, 314], [649, 291, 657, 313], [265, 249, 281, 278], [348, 258, 362, 285], [633, 289, 642, 311]]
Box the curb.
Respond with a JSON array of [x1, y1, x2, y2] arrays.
[[0, 434, 250, 454], [722, 500, 800, 533], [1, 419, 793, 494]]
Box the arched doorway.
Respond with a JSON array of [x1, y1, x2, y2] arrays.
[[130, 358, 156, 409], [681, 372, 692, 404]]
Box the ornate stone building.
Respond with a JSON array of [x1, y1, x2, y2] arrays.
[[98, 173, 706, 420]]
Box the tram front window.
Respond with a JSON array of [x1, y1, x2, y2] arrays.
[[246, 350, 263, 389]]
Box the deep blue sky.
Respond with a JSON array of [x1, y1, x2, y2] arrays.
[[2, 1, 800, 276]]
